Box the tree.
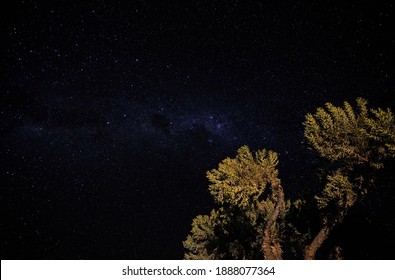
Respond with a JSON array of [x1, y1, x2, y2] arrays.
[[303, 98, 394, 169], [183, 98, 395, 259], [183, 146, 286, 259], [303, 98, 395, 259]]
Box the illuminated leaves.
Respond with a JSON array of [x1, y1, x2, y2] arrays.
[[184, 146, 284, 259], [304, 98, 395, 168], [184, 98, 395, 260], [183, 210, 223, 260], [207, 145, 280, 210], [315, 172, 356, 218]]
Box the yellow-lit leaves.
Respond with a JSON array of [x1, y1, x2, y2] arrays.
[[316, 172, 356, 213], [207, 146, 280, 210], [303, 98, 395, 168], [364, 108, 395, 158], [183, 210, 223, 260]]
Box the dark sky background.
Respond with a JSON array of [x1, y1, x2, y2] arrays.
[[1, 0, 394, 259]]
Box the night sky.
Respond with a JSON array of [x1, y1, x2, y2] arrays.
[[1, 1, 394, 259]]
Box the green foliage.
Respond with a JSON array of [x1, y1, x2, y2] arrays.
[[304, 98, 395, 215], [183, 210, 222, 260], [183, 146, 285, 259], [207, 146, 280, 212], [303, 98, 395, 169], [184, 98, 395, 259], [183, 206, 271, 259], [364, 107, 395, 159], [315, 172, 356, 221], [302, 98, 395, 258]]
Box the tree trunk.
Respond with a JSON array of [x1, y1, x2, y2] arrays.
[[304, 223, 333, 260], [262, 185, 284, 260]]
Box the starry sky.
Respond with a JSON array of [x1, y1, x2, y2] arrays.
[[1, 1, 394, 259]]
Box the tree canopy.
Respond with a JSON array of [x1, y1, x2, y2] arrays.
[[304, 98, 394, 169], [183, 98, 395, 259], [183, 146, 286, 259]]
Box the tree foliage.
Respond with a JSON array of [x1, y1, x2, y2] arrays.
[[304, 98, 395, 169], [207, 146, 281, 213], [316, 172, 356, 216], [303, 98, 395, 259], [184, 98, 395, 259], [183, 211, 222, 260], [183, 146, 286, 259]]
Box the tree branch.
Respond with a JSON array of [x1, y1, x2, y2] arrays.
[[304, 219, 333, 260], [262, 184, 284, 260]]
